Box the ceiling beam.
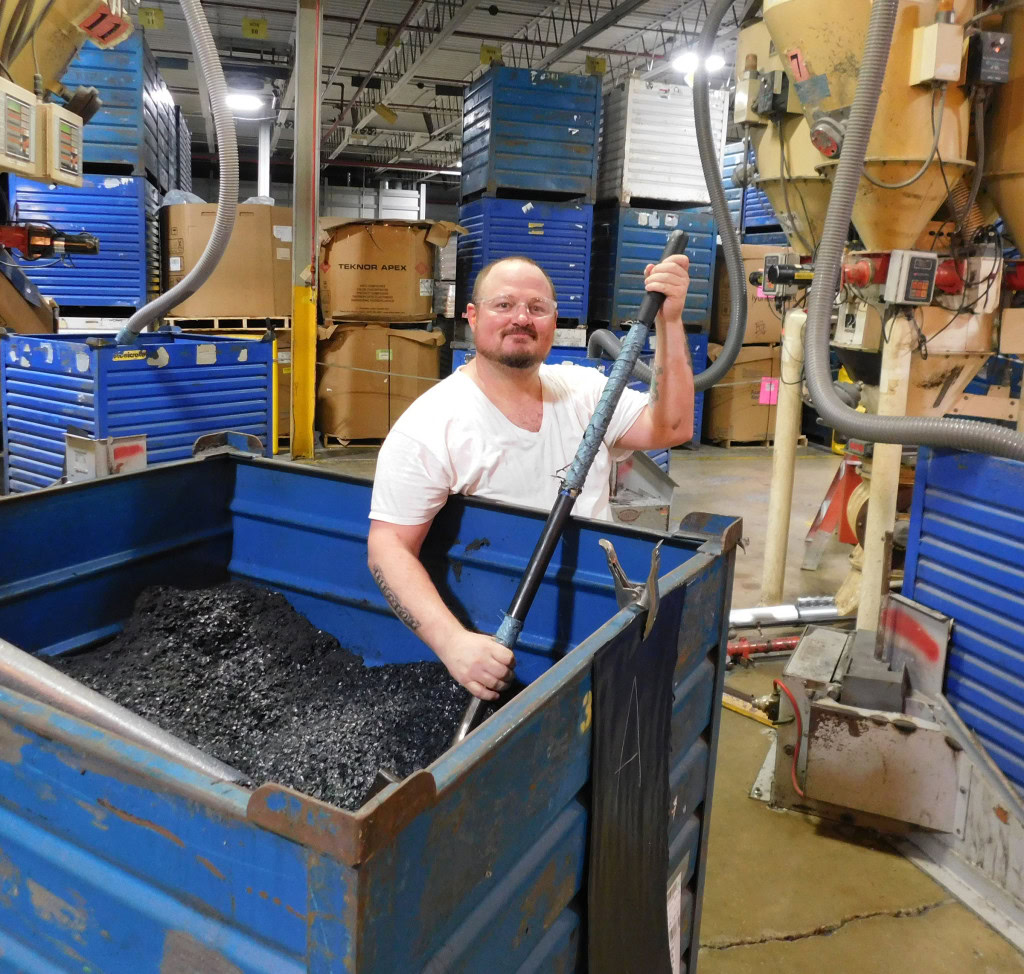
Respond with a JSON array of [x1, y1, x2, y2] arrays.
[[534, 0, 655, 70]]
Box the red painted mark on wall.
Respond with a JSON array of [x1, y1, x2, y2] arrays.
[[787, 49, 810, 82], [880, 607, 941, 662]]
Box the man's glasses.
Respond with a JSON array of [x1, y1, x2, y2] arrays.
[[478, 295, 557, 319]]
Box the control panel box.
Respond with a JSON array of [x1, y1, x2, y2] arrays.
[[0, 77, 37, 178], [40, 103, 83, 187], [883, 250, 939, 306]]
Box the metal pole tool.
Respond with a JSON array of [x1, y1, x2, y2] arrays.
[[452, 229, 690, 745]]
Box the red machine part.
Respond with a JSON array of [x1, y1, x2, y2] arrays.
[[841, 253, 963, 294], [727, 635, 800, 661], [1004, 262, 1024, 291]]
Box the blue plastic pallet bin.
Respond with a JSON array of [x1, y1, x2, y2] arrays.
[[8, 174, 158, 310], [457, 197, 593, 323], [1, 331, 273, 493], [461, 65, 601, 203], [590, 204, 717, 330]]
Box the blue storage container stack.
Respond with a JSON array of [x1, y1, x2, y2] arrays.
[[590, 207, 720, 450], [721, 140, 788, 247], [7, 31, 192, 317], [457, 66, 601, 325]]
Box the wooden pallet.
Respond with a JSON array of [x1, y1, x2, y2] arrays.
[[710, 434, 808, 450], [167, 316, 291, 331]]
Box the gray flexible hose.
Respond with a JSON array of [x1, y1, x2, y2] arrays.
[[803, 0, 1024, 461], [115, 0, 239, 344], [691, 0, 747, 392], [587, 328, 654, 383]]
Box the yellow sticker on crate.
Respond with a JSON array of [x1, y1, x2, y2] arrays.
[[242, 16, 267, 39], [480, 43, 503, 65], [112, 349, 147, 361], [139, 7, 164, 29]]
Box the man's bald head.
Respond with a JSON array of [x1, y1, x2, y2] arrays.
[[471, 256, 557, 304]]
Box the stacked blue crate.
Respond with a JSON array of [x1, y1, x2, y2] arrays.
[[8, 175, 151, 310], [457, 66, 599, 325], [7, 32, 193, 315], [461, 66, 601, 203], [721, 140, 787, 244], [456, 198, 593, 323]]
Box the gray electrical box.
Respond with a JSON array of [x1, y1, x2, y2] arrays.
[[883, 250, 938, 305]]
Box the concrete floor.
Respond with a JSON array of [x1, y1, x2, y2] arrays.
[[309, 441, 1024, 972]]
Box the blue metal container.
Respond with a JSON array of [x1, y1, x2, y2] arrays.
[[461, 66, 601, 202], [457, 197, 593, 322], [722, 141, 780, 232], [8, 174, 158, 310], [61, 32, 169, 187], [903, 448, 1024, 794], [1, 332, 272, 493], [589, 204, 717, 329], [0, 454, 737, 971]]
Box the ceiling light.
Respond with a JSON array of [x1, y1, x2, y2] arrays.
[[672, 51, 699, 73], [226, 92, 264, 113], [705, 53, 726, 72]]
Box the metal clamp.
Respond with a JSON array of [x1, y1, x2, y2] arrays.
[[599, 539, 662, 638]]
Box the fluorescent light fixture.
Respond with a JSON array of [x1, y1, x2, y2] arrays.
[[705, 53, 726, 72], [672, 51, 699, 73], [226, 92, 264, 113]]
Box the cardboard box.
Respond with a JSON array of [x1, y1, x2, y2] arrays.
[[703, 343, 782, 444], [711, 244, 793, 345], [0, 266, 55, 334], [162, 204, 293, 317], [316, 323, 444, 440], [319, 219, 465, 323]]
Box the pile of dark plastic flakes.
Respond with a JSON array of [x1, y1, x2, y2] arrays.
[[54, 582, 476, 810]]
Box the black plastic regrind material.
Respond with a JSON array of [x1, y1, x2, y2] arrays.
[[54, 582, 477, 810]]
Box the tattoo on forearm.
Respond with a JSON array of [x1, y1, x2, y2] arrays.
[[371, 564, 421, 631], [650, 364, 665, 404]]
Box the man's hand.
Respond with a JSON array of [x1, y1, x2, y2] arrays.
[[438, 631, 515, 701], [644, 253, 690, 327]]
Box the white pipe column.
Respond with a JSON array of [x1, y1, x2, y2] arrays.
[[856, 312, 914, 631], [760, 309, 807, 605], [257, 119, 272, 199]]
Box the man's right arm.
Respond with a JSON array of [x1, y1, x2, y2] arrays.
[[367, 519, 515, 701]]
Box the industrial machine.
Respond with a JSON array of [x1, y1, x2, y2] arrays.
[[706, 0, 1024, 942]]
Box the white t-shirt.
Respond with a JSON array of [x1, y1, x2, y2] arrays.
[[369, 363, 649, 524]]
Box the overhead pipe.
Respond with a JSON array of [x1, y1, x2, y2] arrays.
[[587, 329, 654, 383], [0, 637, 245, 783], [320, 0, 426, 147], [116, 0, 238, 343]]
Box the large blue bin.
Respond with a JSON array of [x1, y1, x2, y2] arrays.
[[1, 332, 272, 492], [589, 204, 717, 329], [0, 455, 738, 971], [8, 173, 158, 310], [457, 197, 593, 323], [903, 448, 1024, 794], [461, 65, 601, 203], [60, 32, 173, 189]]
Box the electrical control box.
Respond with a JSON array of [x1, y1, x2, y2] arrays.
[[40, 103, 83, 187], [734, 74, 762, 125], [967, 31, 1012, 85], [756, 70, 791, 117], [909, 21, 964, 85], [0, 78, 37, 178], [883, 250, 939, 306], [762, 253, 783, 295]]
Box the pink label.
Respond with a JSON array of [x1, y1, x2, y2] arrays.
[[759, 377, 780, 406], [756, 285, 766, 299]]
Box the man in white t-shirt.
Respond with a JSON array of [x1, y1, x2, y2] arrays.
[[367, 254, 693, 700]]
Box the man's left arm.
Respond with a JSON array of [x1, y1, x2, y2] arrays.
[[614, 254, 695, 451]]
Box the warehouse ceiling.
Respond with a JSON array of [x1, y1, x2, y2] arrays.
[[144, 0, 749, 176]]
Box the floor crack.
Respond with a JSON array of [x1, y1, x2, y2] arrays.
[[701, 898, 955, 951]]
